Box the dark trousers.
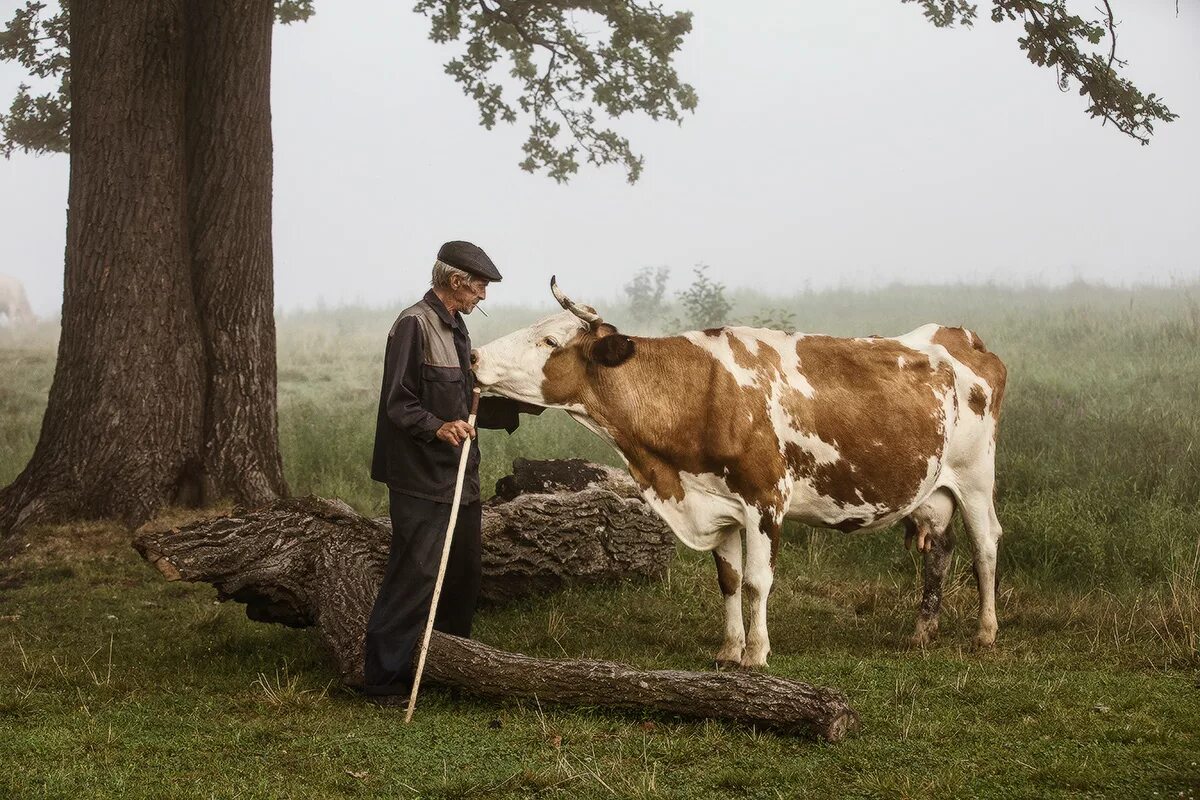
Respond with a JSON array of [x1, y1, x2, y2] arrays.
[[362, 491, 482, 695]]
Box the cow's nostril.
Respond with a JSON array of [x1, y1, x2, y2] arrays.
[[470, 349, 479, 366]]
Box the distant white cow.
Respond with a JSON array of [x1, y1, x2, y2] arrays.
[[0, 275, 35, 326]]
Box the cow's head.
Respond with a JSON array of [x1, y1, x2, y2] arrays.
[[472, 277, 635, 407]]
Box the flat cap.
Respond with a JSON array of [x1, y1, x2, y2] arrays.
[[437, 241, 503, 282]]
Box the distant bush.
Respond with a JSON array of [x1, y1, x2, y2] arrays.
[[673, 265, 731, 330], [745, 307, 796, 332], [622, 266, 670, 328]]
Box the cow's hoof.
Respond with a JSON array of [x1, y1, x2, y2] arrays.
[[739, 649, 769, 671], [971, 630, 997, 650], [909, 619, 939, 648], [713, 658, 742, 671]]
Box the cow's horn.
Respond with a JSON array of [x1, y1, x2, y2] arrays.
[[550, 276, 602, 325]]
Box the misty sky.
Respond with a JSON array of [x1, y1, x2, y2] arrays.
[[1, 0, 1198, 316]]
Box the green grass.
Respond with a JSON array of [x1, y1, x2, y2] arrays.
[[2, 282, 1199, 798], [1, 525, 1196, 798]]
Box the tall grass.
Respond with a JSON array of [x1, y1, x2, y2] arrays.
[[3, 281, 1199, 594], [275, 282, 1200, 592]]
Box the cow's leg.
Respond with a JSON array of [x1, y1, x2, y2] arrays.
[[908, 489, 956, 646], [712, 532, 745, 669], [960, 489, 1003, 648], [912, 526, 955, 646], [741, 519, 778, 669]]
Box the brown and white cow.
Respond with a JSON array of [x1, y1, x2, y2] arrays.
[[472, 279, 1007, 668]]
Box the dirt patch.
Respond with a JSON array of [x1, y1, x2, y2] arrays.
[[9, 520, 130, 568], [1, 504, 233, 573]]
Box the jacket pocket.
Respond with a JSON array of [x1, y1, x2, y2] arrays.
[[420, 364, 467, 420], [421, 364, 463, 382]]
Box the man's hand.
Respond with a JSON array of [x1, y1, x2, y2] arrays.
[[436, 419, 476, 447]]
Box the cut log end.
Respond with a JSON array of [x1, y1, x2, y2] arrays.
[[136, 545, 182, 581], [152, 556, 183, 582], [823, 710, 860, 743]]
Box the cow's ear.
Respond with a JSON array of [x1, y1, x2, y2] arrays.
[[591, 333, 635, 367]]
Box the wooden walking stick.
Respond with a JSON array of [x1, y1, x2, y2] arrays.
[[405, 387, 481, 722]]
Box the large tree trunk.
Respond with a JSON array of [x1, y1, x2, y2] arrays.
[[0, 0, 287, 535], [0, 0, 206, 532], [184, 0, 287, 507]]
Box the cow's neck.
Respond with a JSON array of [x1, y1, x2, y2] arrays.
[[568, 336, 718, 500]]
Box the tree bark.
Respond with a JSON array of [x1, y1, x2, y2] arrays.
[[0, 0, 287, 535], [184, 0, 287, 507], [422, 633, 859, 741], [132, 462, 857, 740], [0, 0, 206, 532]]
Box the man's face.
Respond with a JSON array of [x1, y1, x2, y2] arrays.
[[451, 276, 488, 314]]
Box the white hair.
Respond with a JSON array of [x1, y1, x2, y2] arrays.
[[431, 259, 477, 289]]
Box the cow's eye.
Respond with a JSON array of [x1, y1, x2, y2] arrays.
[[542, 336, 560, 348]]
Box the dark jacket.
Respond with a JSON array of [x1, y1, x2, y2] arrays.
[[370, 290, 522, 503]]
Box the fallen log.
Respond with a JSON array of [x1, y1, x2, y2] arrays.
[[133, 459, 859, 740], [479, 459, 677, 604], [424, 632, 859, 741]]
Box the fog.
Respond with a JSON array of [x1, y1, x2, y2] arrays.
[[2, 0, 1198, 317]]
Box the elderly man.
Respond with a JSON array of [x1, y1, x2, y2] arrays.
[[364, 241, 538, 702]]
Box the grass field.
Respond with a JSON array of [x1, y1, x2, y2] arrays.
[[1, 282, 1198, 798]]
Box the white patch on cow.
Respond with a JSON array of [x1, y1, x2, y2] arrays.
[[680, 330, 759, 389], [793, 431, 842, 467], [785, 471, 881, 528], [684, 327, 817, 398], [897, 355, 907, 369], [642, 470, 750, 552], [473, 310, 590, 406], [896, 323, 953, 370]]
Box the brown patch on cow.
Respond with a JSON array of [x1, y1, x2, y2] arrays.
[[542, 333, 791, 518], [713, 552, 739, 596], [833, 517, 868, 533], [703, 327, 724, 338], [782, 336, 954, 512], [931, 327, 1007, 419], [967, 384, 987, 417]]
